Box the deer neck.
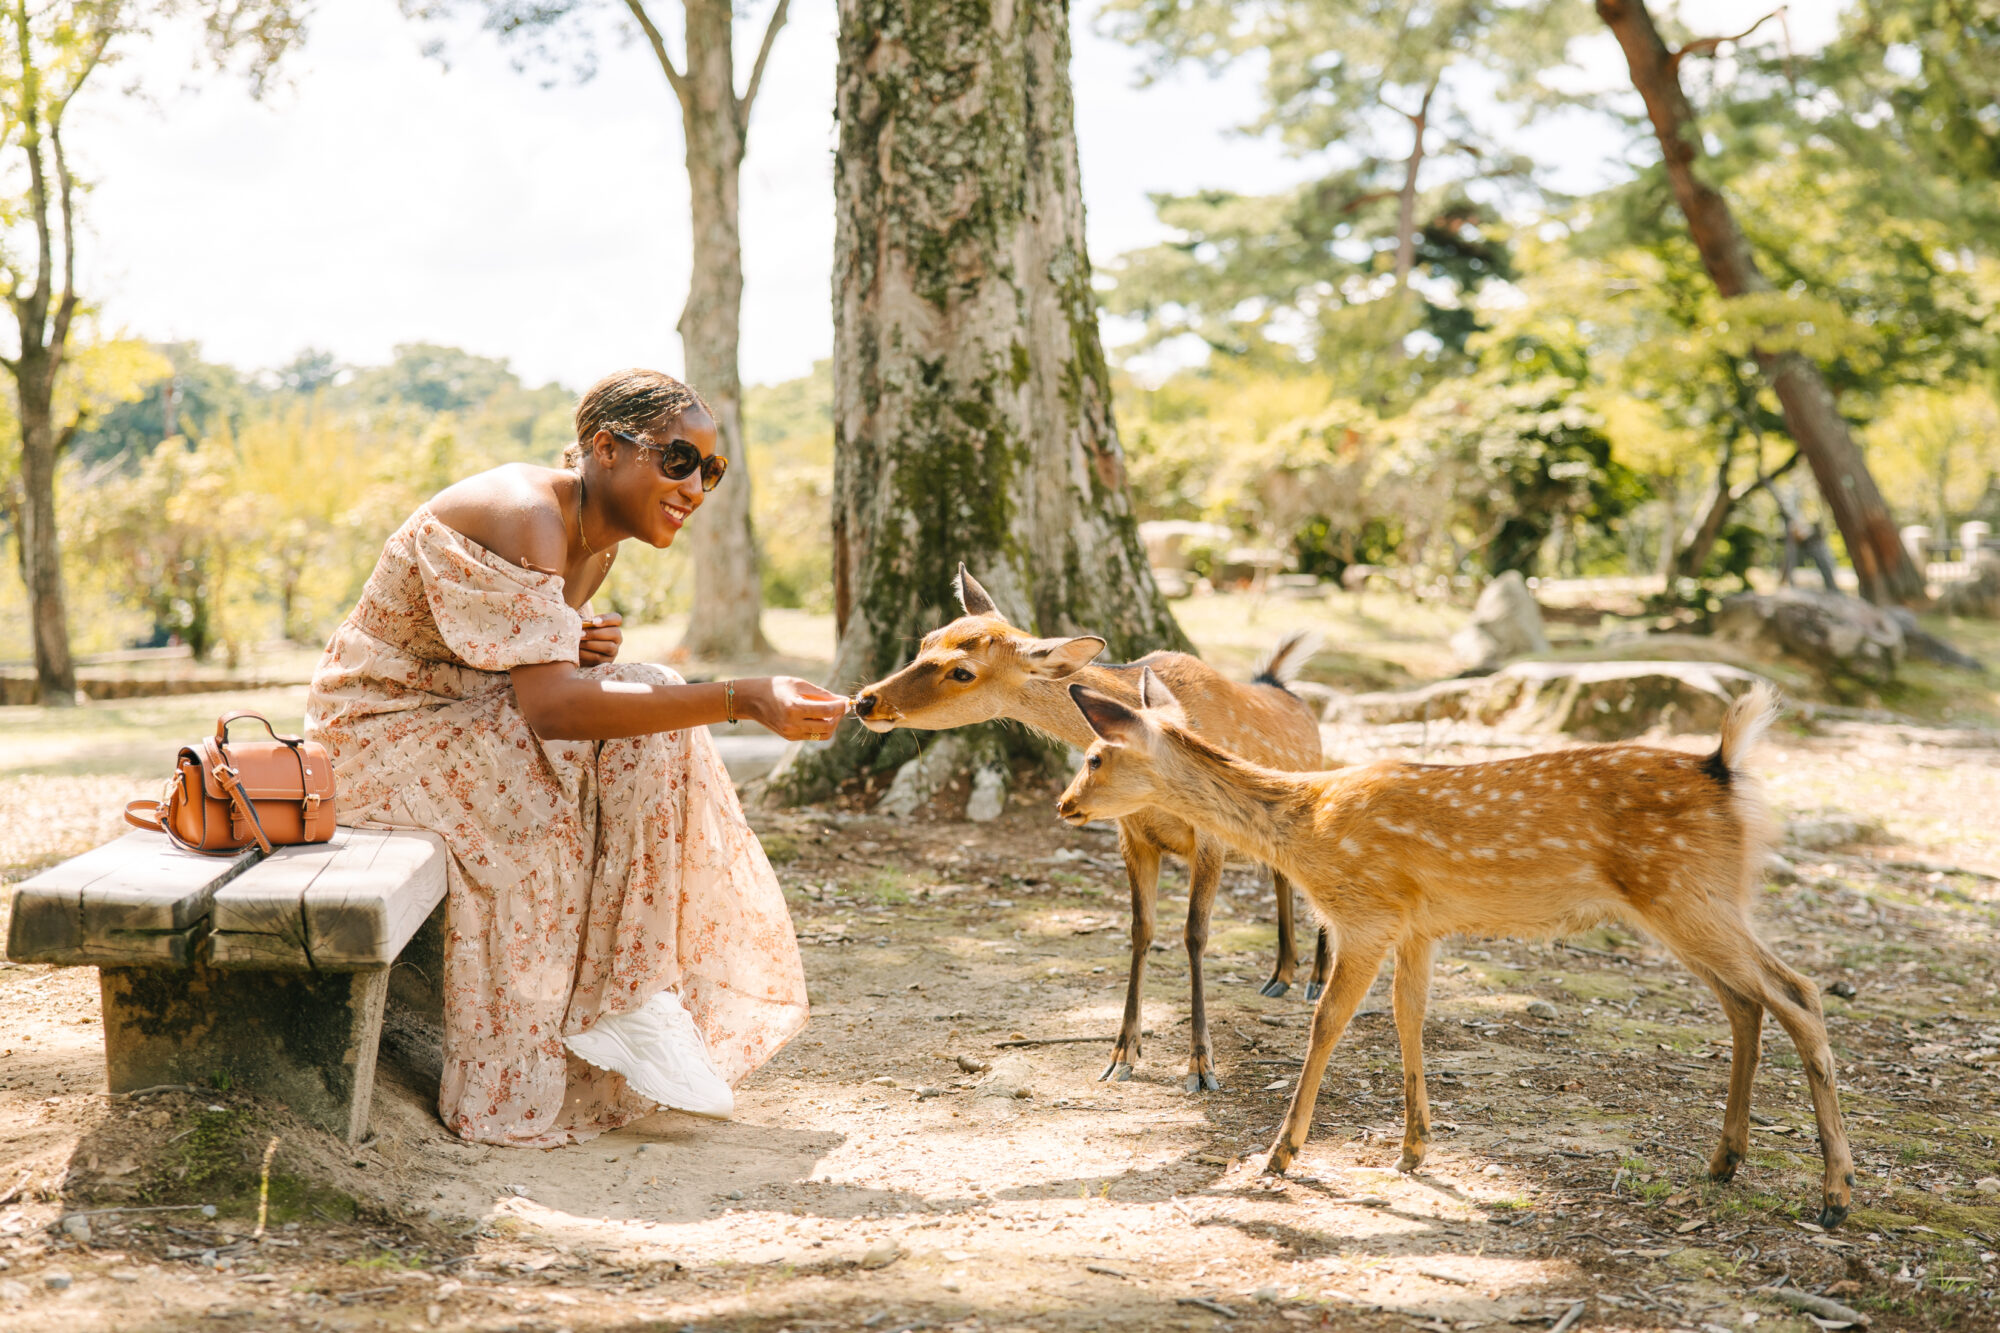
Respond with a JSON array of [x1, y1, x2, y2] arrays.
[[1153, 736, 1320, 873], [1006, 664, 1143, 752]]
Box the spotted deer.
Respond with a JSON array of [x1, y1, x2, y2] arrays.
[[850, 565, 1326, 1092], [1056, 673, 1856, 1231]]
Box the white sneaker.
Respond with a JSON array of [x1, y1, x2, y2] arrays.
[[565, 990, 734, 1120]]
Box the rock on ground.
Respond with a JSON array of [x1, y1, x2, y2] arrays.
[[1939, 553, 2000, 619], [1325, 659, 1768, 741], [1713, 588, 1904, 686], [1449, 571, 1550, 670]]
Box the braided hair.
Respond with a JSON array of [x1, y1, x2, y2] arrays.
[[565, 369, 713, 468]]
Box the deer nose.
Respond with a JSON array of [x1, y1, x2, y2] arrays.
[[852, 693, 876, 718]]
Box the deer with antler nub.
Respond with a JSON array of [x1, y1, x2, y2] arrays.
[[1056, 670, 1856, 1232], [849, 565, 1327, 1093]]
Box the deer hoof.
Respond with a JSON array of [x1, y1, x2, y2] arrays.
[[1707, 1147, 1743, 1183], [1184, 1070, 1222, 1093], [1263, 1147, 1295, 1177], [1817, 1200, 1849, 1232], [1258, 977, 1291, 998], [1305, 981, 1325, 1001], [1099, 1061, 1134, 1083], [1397, 1149, 1425, 1174]]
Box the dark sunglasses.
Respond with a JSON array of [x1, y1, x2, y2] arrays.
[[610, 430, 728, 492]]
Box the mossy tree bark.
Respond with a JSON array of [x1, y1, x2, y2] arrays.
[[767, 0, 1188, 805]]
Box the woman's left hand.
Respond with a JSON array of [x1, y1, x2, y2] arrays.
[[580, 613, 624, 666]]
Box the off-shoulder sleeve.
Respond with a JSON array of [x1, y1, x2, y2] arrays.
[[412, 515, 581, 672]]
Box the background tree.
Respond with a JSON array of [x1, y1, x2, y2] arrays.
[[1595, 0, 1927, 605], [1, 0, 309, 704], [1103, 0, 1583, 400], [765, 0, 1188, 808], [416, 0, 795, 658]]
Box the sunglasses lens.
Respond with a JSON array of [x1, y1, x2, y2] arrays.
[[700, 456, 728, 492], [653, 441, 702, 480]]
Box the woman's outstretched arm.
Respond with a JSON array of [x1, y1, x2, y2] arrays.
[[511, 663, 848, 743]]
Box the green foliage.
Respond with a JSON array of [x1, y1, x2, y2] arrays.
[[1115, 354, 1641, 581], [1101, 0, 1583, 399], [748, 360, 833, 612]]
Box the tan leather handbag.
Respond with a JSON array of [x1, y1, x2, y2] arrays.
[[124, 711, 337, 855]]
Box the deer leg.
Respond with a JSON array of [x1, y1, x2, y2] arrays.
[[1259, 869, 1299, 998], [1102, 828, 1161, 1083], [1392, 936, 1437, 1173], [1307, 926, 1330, 1001], [1657, 919, 1854, 1231], [1748, 945, 1855, 1230], [1703, 979, 1764, 1185], [1265, 932, 1390, 1176], [1182, 837, 1227, 1092]]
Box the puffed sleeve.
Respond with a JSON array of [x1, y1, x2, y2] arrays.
[[411, 515, 582, 672]]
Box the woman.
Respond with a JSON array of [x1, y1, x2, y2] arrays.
[[305, 368, 844, 1148]]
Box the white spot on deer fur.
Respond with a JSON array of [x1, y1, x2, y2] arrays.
[[1379, 820, 1413, 836], [1544, 837, 1569, 849], [1471, 847, 1498, 860], [1421, 831, 1447, 849], [1340, 838, 1361, 856]]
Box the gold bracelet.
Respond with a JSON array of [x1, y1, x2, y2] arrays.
[[724, 680, 736, 725]]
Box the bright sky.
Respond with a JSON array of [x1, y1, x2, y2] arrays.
[[72, 0, 1847, 392]]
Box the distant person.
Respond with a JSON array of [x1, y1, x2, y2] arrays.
[[1780, 514, 1840, 591], [305, 369, 845, 1147]]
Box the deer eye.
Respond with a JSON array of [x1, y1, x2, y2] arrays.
[[949, 667, 975, 682], [1088, 754, 1102, 770]]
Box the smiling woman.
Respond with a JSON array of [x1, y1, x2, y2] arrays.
[[302, 367, 848, 1147]]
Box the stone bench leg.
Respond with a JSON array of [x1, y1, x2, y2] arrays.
[[100, 962, 390, 1144]]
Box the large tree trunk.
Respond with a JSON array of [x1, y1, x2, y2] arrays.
[[1597, 0, 1926, 606], [16, 352, 75, 702], [673, 0, 768, 658], [767, 0, 1188, 806]]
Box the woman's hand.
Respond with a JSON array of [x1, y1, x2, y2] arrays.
[[579, 613, 623, 667], [739, 676, 850, 742]]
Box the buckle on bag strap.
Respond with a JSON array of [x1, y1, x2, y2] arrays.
[[215, 764, 274, 855]]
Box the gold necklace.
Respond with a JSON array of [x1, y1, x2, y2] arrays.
[[574, 472, 612, 566]]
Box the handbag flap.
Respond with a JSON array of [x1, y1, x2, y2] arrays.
[[199, 737, 336, 803]]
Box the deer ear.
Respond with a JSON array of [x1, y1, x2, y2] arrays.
[[1137, 667, 1189, 725], [1069, 683, 1144, 744], [1019, 634, 1107, 679], [955, 564, 1003, 621]]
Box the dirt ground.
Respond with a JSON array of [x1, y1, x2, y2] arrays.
[[2, 601, 1998, 1332]]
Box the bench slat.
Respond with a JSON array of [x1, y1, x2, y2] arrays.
[[209, 828, 446, 971], [5, 832, 257, 965], [304, 829, 446, 968]]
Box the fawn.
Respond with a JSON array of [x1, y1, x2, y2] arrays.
[[850, 565, 1326, 1091], [1055, 672, 1856, 1231]]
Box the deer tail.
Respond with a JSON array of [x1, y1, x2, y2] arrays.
[[1706, 681, 1781, 785], [1252, 630, 1322, 692]]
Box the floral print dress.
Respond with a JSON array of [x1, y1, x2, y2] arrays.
[[305, 505, 809, 1147]]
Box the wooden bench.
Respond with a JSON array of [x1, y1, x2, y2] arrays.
[[6, 827, 446, 1144]]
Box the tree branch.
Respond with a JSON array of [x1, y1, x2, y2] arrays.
[[49, 119, 77, 365], [739, 0, 791, 123], [54, 406, 89, 456], [622, 0, 687, 106], [14, 0, 53, 352], [1669, 7, 1786, 76]]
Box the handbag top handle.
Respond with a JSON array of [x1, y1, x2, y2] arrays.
[[215, 710, 304, 749]]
